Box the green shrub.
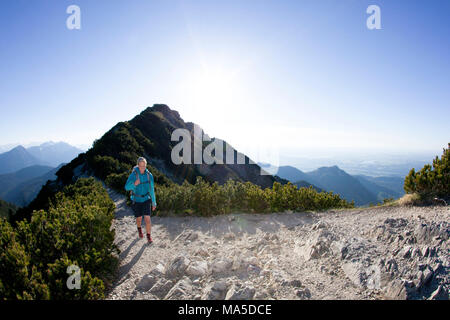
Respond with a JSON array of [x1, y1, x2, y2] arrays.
[[246, 182, 270, 213], [45, 255, 105, 299], [192, 177, 227, 216], [0, 218, 50, 299], [89, 155, 122, 180], [154, 175, 353, 216], [0, 177, 119, 300], [105, 172, 129, 195], [404, 143, 449, 200]]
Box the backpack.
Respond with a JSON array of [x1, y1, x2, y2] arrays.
[[130, 166, 151, 202]]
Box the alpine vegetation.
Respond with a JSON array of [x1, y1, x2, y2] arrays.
[[0, 177, 119, 299]]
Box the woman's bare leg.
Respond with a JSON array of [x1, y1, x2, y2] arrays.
[[136, 216, 142, 228], [144, 215, 151, 234]]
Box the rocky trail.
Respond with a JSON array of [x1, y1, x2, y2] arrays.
[[105, 187, 449, 300]]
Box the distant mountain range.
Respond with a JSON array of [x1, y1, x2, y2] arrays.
[[27, 141, 83, 167], [0, 164, 64, 207], [272, 165, 405, 206], [0, 141, 82, 208], [0, 145, 44, 174], [259, 164, 323, 192], [0, 142, 83, 174]]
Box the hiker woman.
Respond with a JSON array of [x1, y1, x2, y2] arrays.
[[125, 156, 157, 243]]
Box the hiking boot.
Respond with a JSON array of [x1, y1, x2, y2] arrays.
[[147, 233, 153, 244], [137, 227, 143, 239]]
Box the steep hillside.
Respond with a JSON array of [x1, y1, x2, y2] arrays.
[[276, 165, 310, 183], [0, 199, 17, 220], [0, 165, 55, 189], [353, 175, 403, 202], [305, 166, 379, 206], [0, 164, 62, 207], [359, 175, 406, 196], [55, 104, 287, 187]]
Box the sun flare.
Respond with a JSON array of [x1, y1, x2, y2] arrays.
[[181, 66, 242, 117]]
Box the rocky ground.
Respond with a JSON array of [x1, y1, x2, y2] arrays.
[[105, 187, 449, 300]]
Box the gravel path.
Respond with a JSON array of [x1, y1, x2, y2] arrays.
[[105, 187, 449, 300]]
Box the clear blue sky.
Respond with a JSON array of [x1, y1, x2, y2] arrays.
[[1, 0, 449, 160]]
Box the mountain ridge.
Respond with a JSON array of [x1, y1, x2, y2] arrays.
[[0, 145, 48, 174], [274, 164, 403, 206], [11, 104, 290, 223], [0, 142, 83, 174]]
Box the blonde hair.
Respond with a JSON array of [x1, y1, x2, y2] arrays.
[[136, 157, 147, 166]]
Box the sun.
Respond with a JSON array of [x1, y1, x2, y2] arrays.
[[175, 61, 255, 150], [180, 66, 242, 118]]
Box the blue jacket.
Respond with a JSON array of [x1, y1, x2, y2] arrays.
[[124, 166, 157, 206]]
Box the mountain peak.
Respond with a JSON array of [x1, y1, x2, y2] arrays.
[[40, 141, 57, 147], [10, 145, 27, 152], [139, 104, 183, 127], [149, 104, 181, 118], [316, 165, 341, 172], [58, 104, 286, 189], [151, 104, 171, 113]]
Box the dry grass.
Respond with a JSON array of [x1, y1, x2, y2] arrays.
[[397, 193, 422, 206]]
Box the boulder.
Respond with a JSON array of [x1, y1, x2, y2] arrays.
[[432, 262, 442, 273], [296, 288, 311, 299], [402, 246, 412, 259], [134, 264, 165, 292], [333, 236, 377, 261], [211, 258, 233, 274], [422, 267, 434, 285], [165, 276, 193, 299], [135, 274, 158, 292], [428, 285, 448, 300], [297, 229, 337, 261], [152, 263, 166, 275], [225, 283, 256, 300], [383, 279, 410, 300], [342, 260, 381, 290], [384, 258, 399, 273], [384, 218, 408, 229], [414, 221, 450, 243], [186, 260, 208, 277], [149, 278, 174, 299], [411, 247, 421, 258], [414, 271, 424, 288], [166, 255, 190, 279], [421, 246, 430, 257], [311, 221, 328, 230], [289, 279, 302, 288], [202, 280, 229, 300]]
